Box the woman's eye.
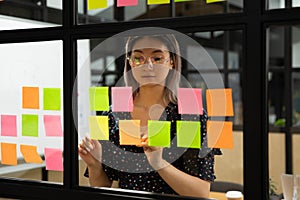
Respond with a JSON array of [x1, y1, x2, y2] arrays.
[[153, 57, 162, 63]]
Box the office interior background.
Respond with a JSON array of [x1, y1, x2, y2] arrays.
[[0, 0, 300, 199]]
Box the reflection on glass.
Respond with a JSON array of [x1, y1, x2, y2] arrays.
[[0, 41, 64, 183], [292, 26, 300, 68], [0, 0, 61, 30], [76, 29, 243, 197]]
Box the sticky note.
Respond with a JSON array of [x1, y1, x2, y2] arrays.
[[207, 120, 233, 148], [148, 0, 170, 4], [175, 0, 193, 2], [117, 0, 138, 7], [44, 115, 63, 137], [148, 121, 170, 147], [22, 86, 39, 109], [88, 116, 109, 140], [177, 121, 201, 148], [119, 120, 141, 145], [44, 148, 63, 171], [178, 88, 203, 115], [111, 87, 133, 112], [88, 0, 107, 10], [20, 145, 43, 163], [206, 88, 234, 116], [43, 88, 61, 110], [89, 87, 109, 111], [1, 115, 17, 137], [206, 0, 225, 3], [22, 114, 38, 137], [1, 143, 17, 165]]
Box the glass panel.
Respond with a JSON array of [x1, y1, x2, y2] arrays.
[[292, 25, 300, 68], [228, 30, 242, 70], [293, 0, 300, 7], [268, 133, 286, 197], [77, 28, 244, 198], [0, 0, 62, 30], [229, 73, 242, 125], [267, 0, 285, 10], [268, 26, 285, 69], [77, 0, 243, 24], [0, 40, 64, 183], [292, 134, 300, 175], [292, 73, 300, 127]]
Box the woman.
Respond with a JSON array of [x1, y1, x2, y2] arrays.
[[78, 34, 222, 198]]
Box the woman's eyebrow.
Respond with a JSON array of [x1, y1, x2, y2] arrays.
[[132, 49, 165, 54]]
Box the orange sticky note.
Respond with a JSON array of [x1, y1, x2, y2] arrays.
[[207, 120, 233, 148], [22, 86, 39, 109], [1, 143, 17, 165], [20, 145, 43, 163], [206, 88, 234, 116], [119, 120, 141, 145]]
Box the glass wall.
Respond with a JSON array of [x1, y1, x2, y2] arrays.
[[267, 24, 300, 197], [77, 0, 243, 24], [0, 40, 64, 184]]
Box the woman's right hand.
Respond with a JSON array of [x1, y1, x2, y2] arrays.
[[78, 136, 102, 168]]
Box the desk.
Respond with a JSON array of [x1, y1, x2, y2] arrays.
[[209, 192, 227, 200], [209, 192, 244, 200]]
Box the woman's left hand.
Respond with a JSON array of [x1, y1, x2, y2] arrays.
[[141, 134, 168, 170]]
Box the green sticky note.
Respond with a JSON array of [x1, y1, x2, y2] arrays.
[[88, 116, 109, 140], [177, 121, 201, 148], [89, 87, 109, 111], [206, 0, 225, 3], [22, 114, 39, 137], [148, 120, 170, 147], [88, 0, 107, 10], [43, 88, 61, 110], [148, 0, 170, 5]]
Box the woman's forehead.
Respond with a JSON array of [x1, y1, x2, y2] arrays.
[[132, 37, 169, 51]]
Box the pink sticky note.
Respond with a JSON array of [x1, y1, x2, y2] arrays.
[[43, 115, 63, 137], [117, 0, 138, 7], [178, 88, 203, 114], [1, 115, 17, 137], [111, 87, 133, 112], [44, 148, 63, 171]]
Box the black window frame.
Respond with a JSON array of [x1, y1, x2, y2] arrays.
[[0, 0, 300, 199]]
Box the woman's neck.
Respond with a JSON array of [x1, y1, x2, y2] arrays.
[[134, 85, 167, 108]]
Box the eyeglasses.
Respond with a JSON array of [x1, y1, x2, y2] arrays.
[[127, 54, 170, 66]]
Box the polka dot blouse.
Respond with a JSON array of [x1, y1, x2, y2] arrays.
[[84, 102, 222, 195]]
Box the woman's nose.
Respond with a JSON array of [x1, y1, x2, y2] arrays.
[[145, 57, 153, 70]]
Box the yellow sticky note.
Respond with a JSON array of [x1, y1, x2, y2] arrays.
[[20, 145, 43, 163], [207, 120, 233, 148], [148, 0, 170, 5], [206, 88, 234, 116], [206, 0, 225, 3], [88, 116, 109, 140], [88, 0, 107, 10], [1, 143, 17, 165], [119, 120, 141, 145]]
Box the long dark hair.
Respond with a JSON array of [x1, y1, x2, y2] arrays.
[[123, 34, 182, 104]]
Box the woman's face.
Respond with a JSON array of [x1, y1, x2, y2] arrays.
[[128, 37, 173, 87]]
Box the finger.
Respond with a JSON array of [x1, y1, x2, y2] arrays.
[[78, 145, 88, 155], [82, 137, 94, 151]]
